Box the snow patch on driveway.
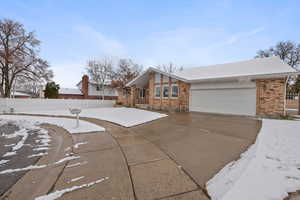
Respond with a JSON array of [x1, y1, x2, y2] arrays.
[[20, 107, 168, 127], [0, 115, 105, 133], [207, 119, 300, 200], [35, 177, 109, 200], [0, 164, 47, 174]]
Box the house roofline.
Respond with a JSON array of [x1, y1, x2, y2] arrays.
[[186, 72, 299, 83], [126, 67, 187, 87], [126, 67, 298, 86]]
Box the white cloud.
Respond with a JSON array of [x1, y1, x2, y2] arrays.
[[49, 25, 128, 87], [72, 25, 127, 58], [210, 27, 266, 48], [136, 26, 265, 67]]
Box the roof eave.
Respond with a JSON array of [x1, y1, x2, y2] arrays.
[[185, 72, 298, 83], [126, 67, 188, 87]]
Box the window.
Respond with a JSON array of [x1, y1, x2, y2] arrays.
[[139, 88, 145, 98], [163, 75, 169, 82], [171, 78, 177, 83], [123, 90, 128, 98], [155, 73, 161, 83], [96, 85, 100, 91], [163, 84, 169, 98], [171, 84, 178, 97], [155, 85, 161, 98]]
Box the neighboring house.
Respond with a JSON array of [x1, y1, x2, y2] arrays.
[[120, 57, 298, 116], [58, 75, 118, 100], [11, 91, 31, 98], [58, 88, 84, 99]]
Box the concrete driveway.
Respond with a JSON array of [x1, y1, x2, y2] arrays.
[[1, 112, 261, 200], [126, 112, 261, 199]]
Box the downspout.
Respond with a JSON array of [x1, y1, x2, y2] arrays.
[[284, 75, 290, 116]]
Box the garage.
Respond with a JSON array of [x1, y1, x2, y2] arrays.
[[189, 86, 256, 116]]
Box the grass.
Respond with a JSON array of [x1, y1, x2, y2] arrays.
[[280, 115, 296, 120]]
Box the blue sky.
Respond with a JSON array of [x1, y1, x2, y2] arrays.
[[1, 0, 299, 87]]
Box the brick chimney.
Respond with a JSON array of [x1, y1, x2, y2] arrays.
[[82, 75, 89, 98]]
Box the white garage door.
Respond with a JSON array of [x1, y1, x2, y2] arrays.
[[189, 88, 256, 116]]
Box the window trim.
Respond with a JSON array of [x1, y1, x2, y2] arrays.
[[139, 88, 145, 98], [154, 73, 161, 83], [123, 91, 127, 98], [162, 84, 169, 98], [154, 85, 161, 98], [171, 84, 179, 98], [162, 75, 169, 83]]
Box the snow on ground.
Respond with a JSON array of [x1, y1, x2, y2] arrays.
[[66, 161, 88, 168], [1, 119, 51, 161], [0, 155, 81, 174], [54, 156, 80, 165], [33, 147, 50, 152], [35, 177, 109, 200], [67, 176, 85, 183], [73, 142, 87, 149], [2, 151, 17, 157], [0, 164, 47, 174], [0, 115, 105, 133], [4, 144, 15, 147], [207, 119, 300, 200], [28, 152, 48, 158], [0, 160, 9, 165], [20, 107, 168, 127]]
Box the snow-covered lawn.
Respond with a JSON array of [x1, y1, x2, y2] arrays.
[[207, 119, 300, 200], [19, 107, 168, 127], [0, 115, 105, 133]]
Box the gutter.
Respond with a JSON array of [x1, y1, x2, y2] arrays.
[[184, 72, 298, 83]]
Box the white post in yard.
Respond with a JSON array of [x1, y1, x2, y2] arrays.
[[69, 108, 82, 128]]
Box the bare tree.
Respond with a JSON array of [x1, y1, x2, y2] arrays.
[[0, 18, 53, 97], [15, 77, 44, 97], [255, 41, 300, 69], [256, 41, 300, 92], [156, 62, 183, 74], [86, 57, 113, 100], [111, 58, 142, 88]]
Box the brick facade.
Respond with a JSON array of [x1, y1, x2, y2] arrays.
[[126, 71, 190, 111], [116, 88, 130, 105], [256, 78, 286, 116]]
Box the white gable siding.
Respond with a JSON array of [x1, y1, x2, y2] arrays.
[[88, 84, 118, 96]]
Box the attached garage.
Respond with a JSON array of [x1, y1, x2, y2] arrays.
[[189, 85, 256, 116], [189, 81, 257, 116]]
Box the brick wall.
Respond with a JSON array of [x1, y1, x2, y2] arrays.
[[58, 94, 84, 99], [256, 78, 286, 116], [82, 75, 89, 98], [117, 88, 130, 105], [148, 72, 190, 111]]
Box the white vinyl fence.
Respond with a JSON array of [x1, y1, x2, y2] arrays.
[[0, 98, 115, 113]]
